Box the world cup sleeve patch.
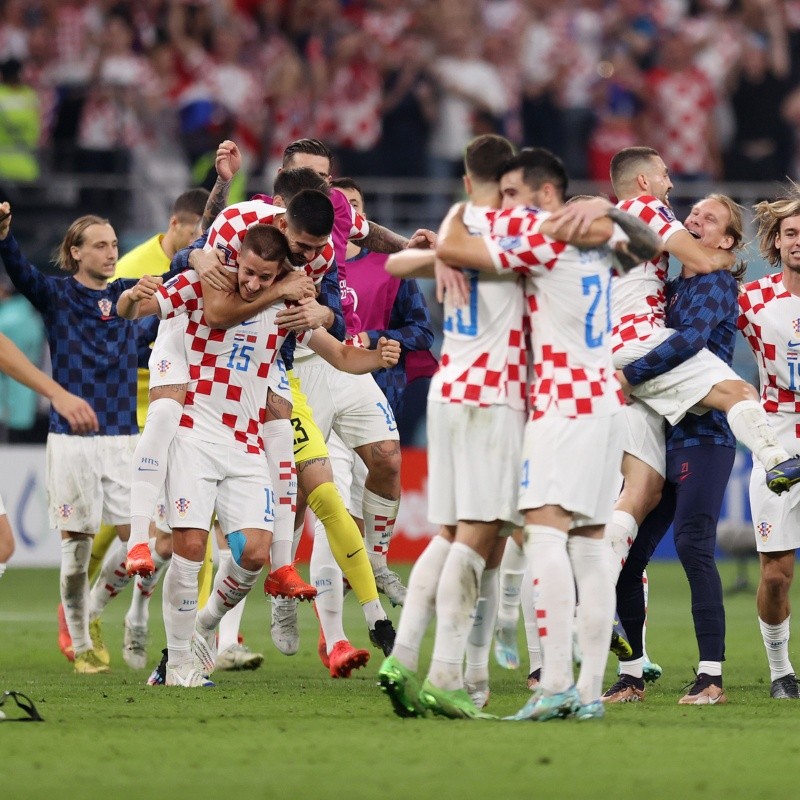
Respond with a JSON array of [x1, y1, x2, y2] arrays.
[[498, 235, 522, 251], [656, 205, 676, 223]]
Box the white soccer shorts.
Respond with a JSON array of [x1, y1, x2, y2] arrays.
[[165, 435, 274, 534], [427, 400, 525, 527], [292, 357, 400, 447], [614, 328, 740, 425], [327, 430, 366, 518], [149, 317, 190, 390], [622, 399, 666, 478], [47, 432, 138, 532], [518, 411, 624, 528], [267, 355, 292, 405]]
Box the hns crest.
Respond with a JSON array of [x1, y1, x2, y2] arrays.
[[757, 520, 772, 544], [97, 298, 113, 318], [175, 497, 191, 518]]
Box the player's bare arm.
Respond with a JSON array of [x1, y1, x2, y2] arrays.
[[190, 245, 235, 292], [605, 207, 664, 271], [385, 249, 436, 279], [362, 222, 410, 253], [117, 275, 163, 319], [667, 229, 736, 274], [0, 332, 99, 434], [274, 294, 335, 333], [0, 201, 11, 239], [199, 139, 242, 232], [308, 329, 401, 373], [202, 268, 314, 329]]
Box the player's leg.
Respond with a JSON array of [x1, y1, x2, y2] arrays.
[[520, 566, 542, 688], [88, 524, 117, 583], [494, 528, 526, 670], [672, 444, 733, 705], [0, 493, 13, 581]]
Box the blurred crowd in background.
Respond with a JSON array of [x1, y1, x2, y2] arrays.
[[0, 0, 798, 441]]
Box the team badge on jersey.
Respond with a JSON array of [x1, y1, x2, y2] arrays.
[[57, 503, 73, 521], [97, 298, 113, 318], [498, 235, 522, 252], [155, 358, 171, 377], [757, 520, 772, 544], [656, 205, 676, 223], [175, 497, 191, 518]]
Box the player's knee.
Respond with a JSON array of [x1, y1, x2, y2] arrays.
[[363, 440, 401, 484], [226, 530, 269, 571], [761, 563, 792, 599]]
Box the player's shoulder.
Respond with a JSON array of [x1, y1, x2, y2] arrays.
[[619, 195, 677, 225], [739, 272, 785, 311]]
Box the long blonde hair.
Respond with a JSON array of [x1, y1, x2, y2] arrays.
[[753, 185, 800, 268], [54, 215, 110, 274]]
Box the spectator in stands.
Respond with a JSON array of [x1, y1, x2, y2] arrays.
[[0, 57, 41, 182]]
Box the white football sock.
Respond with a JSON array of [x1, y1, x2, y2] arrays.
[[569, 536, 615, 704], [0, 563, 5, 580], [197, 554, 259, 635], [759, 616, 795, 681], [130, 398, 183, 549], [620, 656, 644, 679], [126, 540, 169, 628], [311, 520, 347, 651], [264, 419, 297, 569], [363, 488, 399, 572], [60, 538, 93, 653], [163, 553, 202, 667], [497, 537, 526, 629], [292, 522, 304, 560], [727, 400, 789, 471], [88, 539, 131, 619], [427, 542, 486, 691], [216, 549, 247, 651], [392, 535, 452, 671], [465, 566, 499, 686], [642, 569, 650, 660], [526, 524, 575, 694], [605, 510, 638, 582], [520, 565, 542, 673], [698, 660, 722, 677]]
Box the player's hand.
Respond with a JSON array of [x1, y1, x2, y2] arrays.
[[615, 369, 634, 399], [435, 257, 469, 305], [275, 269, 315, 301], [51, 389, 99, 434], [0, 201, 12, 240], [377, 336, 401, 367], [193, 248, 235, 292], [407, 228, 437, 249], [129, 275, 163, 302], [275, 296, 330, 331], [548, 197, 613, 237], [216, 140, 242, 182]]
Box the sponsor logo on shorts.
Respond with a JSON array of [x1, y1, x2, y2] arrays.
[[97, 298, 113, 319], [175, 497, 191, 518], [757, 519, 772, 544], [57, 503, 73, 520], [155, 358, 171, 377]]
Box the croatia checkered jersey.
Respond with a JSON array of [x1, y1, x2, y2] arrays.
[[429, 203, 527, 411], [482, 206, 624, 419], [738, 273, 800, 438], [0, 233, 139, 435], [205, 200, 335, 283], [155, 269, 304, 454], [611, 195, 684, 355]]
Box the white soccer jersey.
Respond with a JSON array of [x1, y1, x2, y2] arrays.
[[739, 273, 800, 441], [155, 270, 301, 454], [483, 207, 624, 419], [429, 203, 528, 411], [205, 200, 336, 283], [611, 194, 685, 354]]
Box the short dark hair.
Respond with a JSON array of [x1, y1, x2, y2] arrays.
[[240, 224, 291, 263], [609, 146, 660, 189], [464, 134, 515, 183], [499, 147, 568, 202], [282, 138, 333, 168], [171, 188, 209, 219], [285, 189, 334, 238], [330, 176, 363, 196], [273, 168, 329, 203]]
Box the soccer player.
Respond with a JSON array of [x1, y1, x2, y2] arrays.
[[0, 331, 98, 581], [602, 195, 745, 705], [0, 206, 143, 674], [118, 224, 400, 686], [580, 147, 800, 595], [377, 134, 520, 717], [308, 176, 435, 676], [739, 189, 800, 700], [431, 187, 663, 721]]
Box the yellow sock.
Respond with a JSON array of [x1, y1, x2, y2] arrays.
[[197, 534, 214, 608], [88, 524, 118, 582], [307, 482, 378, 604]]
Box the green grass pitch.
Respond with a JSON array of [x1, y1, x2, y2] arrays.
[[1, 560, 798, 800]]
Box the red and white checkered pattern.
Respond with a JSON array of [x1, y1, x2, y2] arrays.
[[739, 273, 800, 418], [205, 200, 335, 283], [155, 270, 290, 455], [611, 195, 685, 353], [429, 203, 528, 412], [645, 67, 717, 177], [482, 206, 624, 419]]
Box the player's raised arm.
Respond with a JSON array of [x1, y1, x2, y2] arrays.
[[306, 328, 400, 374], [117, 275, 164, 319], [385, 249, 436, 279]]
